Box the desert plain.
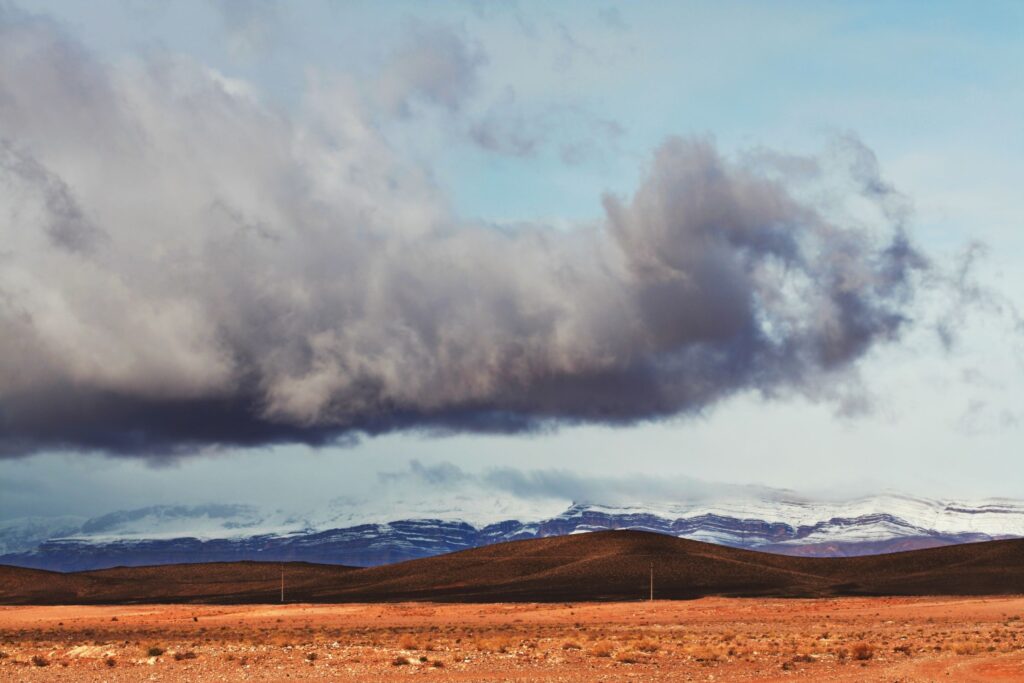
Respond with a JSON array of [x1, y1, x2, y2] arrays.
[[1, 596, 1023, 682]]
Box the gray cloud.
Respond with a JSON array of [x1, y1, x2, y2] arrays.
[[210, 0, 280, 59], [376, 23, 486, 117], [0, 9, 924, 458], [468, 89, 625, 163], [382, 459, 791, 504]]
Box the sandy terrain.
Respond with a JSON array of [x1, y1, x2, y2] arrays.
[[1, 597, 1023, 681]]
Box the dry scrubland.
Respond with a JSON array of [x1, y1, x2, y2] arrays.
[[2, 598, 1024, 681]]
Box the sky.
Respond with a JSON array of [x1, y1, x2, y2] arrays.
[[1, 1, 1022, 521]]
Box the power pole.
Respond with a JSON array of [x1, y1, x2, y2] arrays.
[[649, 560, 653, 602], [280, 565, 285, 603]]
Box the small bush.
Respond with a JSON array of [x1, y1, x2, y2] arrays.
[[634, 639, 659, 653], [589, 640, 615, 658], [615, 650, 644, 664], [391, 656, 410, 666], [105, 658, 116, 668], [147, 646, 165, 657], [174, 651, 197, 661], [893, 644, 912, 655], [852, 643, 873, 661], [32, 655, 49, 667], [305, 652, 317, 662], [561, 640, 582, 650], [431, 660, 445, 668]]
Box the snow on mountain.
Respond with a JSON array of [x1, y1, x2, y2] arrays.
[[69, 504, 308, 542], [559, 494, 1024, 546], [299, 494, 567, 531], [0, 515, 86, 554], [3, 492, 1023, 571]]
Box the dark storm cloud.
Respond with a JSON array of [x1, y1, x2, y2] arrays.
[[0, 9, 925, 458]]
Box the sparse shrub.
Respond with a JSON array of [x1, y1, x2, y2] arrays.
[[105, 657, 116, 668], [398, 635, 418, 650], [32, 654, 49, 667], [635, 639, 659, 653], [174, 651, 197, 661], [589, 640, 615, 658], [431, 660, 445, 668], [478, 636, 512, 653], [110, 616, 118, 622], [305, 652, 317, 662], [0, 651, 7, 659], [147, 646, 165, 657], [391, 656, 410, 666], [893, 644, 912, 655], [852, 643, 873, 661], [615, 650, 644, 664], [561, 640, 582, 650]]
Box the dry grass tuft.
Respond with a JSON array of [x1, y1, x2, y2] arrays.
[[634, 638, 659, 653], [851, 642, 873, 661], [615, 649, 645, 664]]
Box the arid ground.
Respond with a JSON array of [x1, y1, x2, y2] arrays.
[[2, 597, 1023, 682]]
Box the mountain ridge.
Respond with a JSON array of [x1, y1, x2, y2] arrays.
[[2, 493, 1022, 571], [4, 531, 1024, 604]]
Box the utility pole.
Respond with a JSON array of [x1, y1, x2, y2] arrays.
[[280, 565, 285, 603], [649, 560, 653, 602]]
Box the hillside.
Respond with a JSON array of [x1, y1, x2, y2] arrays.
[[5, 494, 1022, 571], [3, 530, 1024, 604], [0, 561, 359, 605]]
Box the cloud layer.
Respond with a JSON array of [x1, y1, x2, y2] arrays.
[[0, 9, 922, 457]]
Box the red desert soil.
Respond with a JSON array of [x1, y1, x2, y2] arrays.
[[2, 597, 1024, 681]]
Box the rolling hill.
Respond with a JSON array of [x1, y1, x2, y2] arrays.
[[4, 494, 1022, 571], [3, 530, 1024, 604]]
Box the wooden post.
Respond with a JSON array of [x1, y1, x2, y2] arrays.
[[280, 565, 284, 603], [649, 561, 653, 602]]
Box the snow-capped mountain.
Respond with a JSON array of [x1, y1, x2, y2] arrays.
[[2, 494, 1022, 571], [0, 515, 86, 555]]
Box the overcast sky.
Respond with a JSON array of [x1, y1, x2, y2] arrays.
[[1, 1, 1022, 521]]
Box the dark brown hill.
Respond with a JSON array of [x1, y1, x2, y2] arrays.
[[2, 531, 1023, 604], [0, 561, 358, 605]]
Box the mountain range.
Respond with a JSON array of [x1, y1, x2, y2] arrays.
[[5, 531, 1024, 604], [3, 493, 1023, 571]]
